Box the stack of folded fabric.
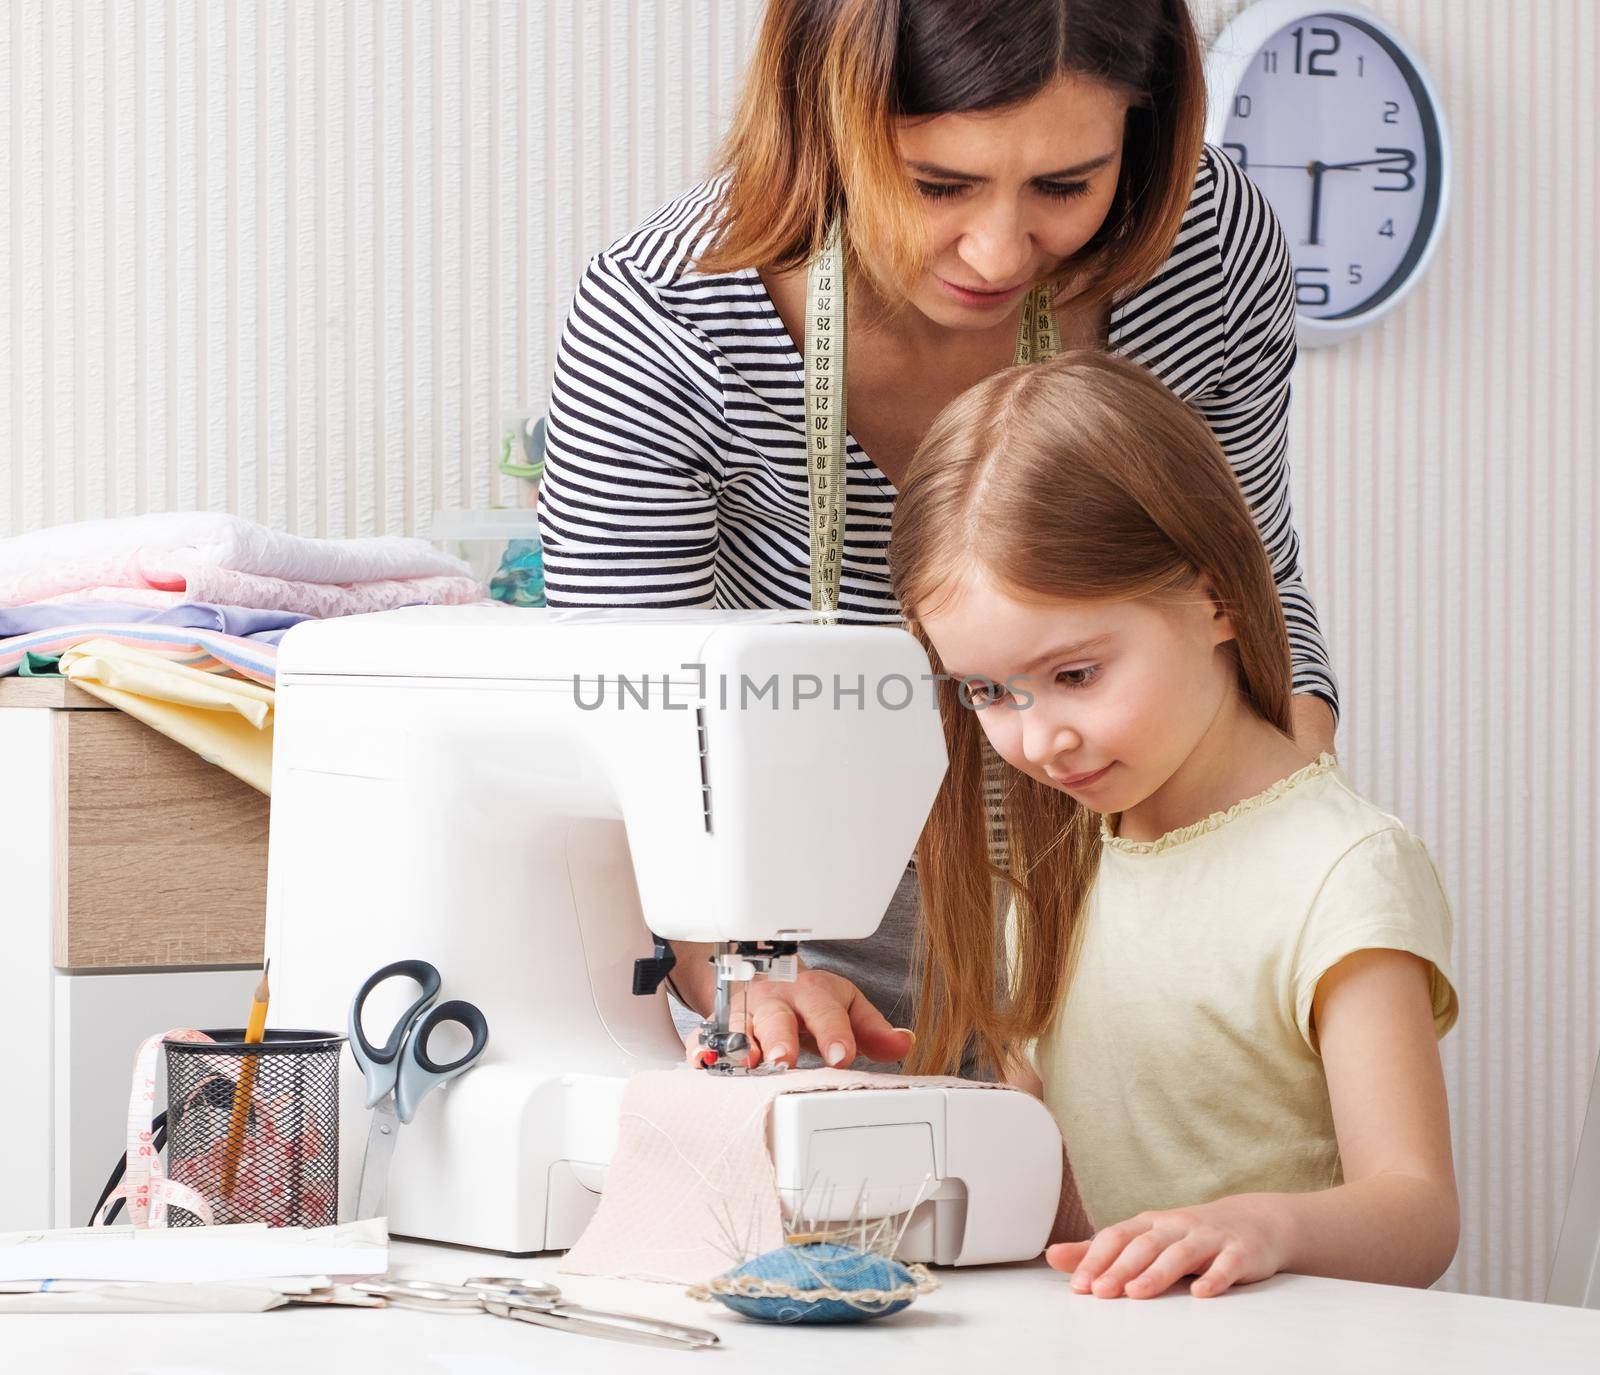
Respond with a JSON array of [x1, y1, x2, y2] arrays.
[[0, 513, 491, 791]]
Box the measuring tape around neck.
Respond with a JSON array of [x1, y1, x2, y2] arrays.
[[802, 230, 1064, 613], [803, 224, 849, 615], [1012, 278, 1063, 366]]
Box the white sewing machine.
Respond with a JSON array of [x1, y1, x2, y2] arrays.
[[264, 606, 1062, 1262]]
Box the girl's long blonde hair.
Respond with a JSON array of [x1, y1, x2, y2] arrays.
[[889, 351, 1295, 1076]]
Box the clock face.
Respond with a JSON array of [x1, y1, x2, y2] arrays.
[[1219, 12, 1445, 322]]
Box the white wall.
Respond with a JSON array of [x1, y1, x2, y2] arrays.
[[0, 0, 762, 536], [2, 0, 1596, 1302]]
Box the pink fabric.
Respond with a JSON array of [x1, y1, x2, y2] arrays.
[[0, 553, 148, 605], [0, 512, 481, 610], [559, 1067, 994, 1286], [28, 570, 486, 618], [0, 511, 469, 583], [36, 586, 222, 610]]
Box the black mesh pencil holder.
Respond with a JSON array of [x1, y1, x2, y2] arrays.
[[163, 1029, 344, 1228]]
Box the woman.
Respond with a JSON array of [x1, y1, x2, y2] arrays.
[[537, 0, 1339, 1071]]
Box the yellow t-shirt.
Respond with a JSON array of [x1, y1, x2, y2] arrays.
[[1035, 754, 1458, 1229]]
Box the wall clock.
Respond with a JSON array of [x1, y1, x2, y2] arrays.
[[1204, 1, 1451, 347]]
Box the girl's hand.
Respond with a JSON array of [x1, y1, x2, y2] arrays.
[[1043, 1195, 1291, 1298], [680, 967, 914, 1071]]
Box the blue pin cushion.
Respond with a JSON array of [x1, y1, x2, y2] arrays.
[[690, 1241, 936, 1325]]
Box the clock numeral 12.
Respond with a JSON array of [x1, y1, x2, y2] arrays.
[[1292, 26, 1341, 76]]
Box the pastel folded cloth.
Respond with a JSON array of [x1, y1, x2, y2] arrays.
[[0, 620, 278, 685], [0, 511, 470, 583], [559, 1067, 1003, 1287], [28, 569, 486, 618], [0, 600, 305, 640], [57, 639, 275, 793]]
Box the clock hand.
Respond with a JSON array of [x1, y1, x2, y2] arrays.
[[1242, 161, 1360, 172], [1320, 152, 1414, 172], [1248, 156, 1402, 173], [1307, 160, 1327, 246]]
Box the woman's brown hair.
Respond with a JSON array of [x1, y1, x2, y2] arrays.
[[889, 351, 1295, 1076], [697, 0, 1207, 311]]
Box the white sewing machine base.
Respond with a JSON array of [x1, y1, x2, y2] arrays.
[[372, 1067, 1061, 1265], [537, 1078, 1061, 1265]]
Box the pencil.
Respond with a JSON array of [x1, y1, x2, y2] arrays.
[[220, 959, 271, 1197]]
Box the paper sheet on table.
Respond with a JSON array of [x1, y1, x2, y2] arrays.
[[0, 1280, 296, 1313], [0, 1274, 385, 1313], [0, 1218, 388, 1284]]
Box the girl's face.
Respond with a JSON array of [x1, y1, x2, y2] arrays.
[[892, 75, 1131, 332], [919, 567, 1238, 815]]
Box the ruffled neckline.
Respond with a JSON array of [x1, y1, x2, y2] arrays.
[[1100, 753, 1339, 856]]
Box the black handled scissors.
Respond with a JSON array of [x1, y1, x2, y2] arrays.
[[349, 959, 489, 1220]]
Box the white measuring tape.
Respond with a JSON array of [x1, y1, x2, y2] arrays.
[[801, 232, 1063, 612], [94, 1028, 217, 1228]]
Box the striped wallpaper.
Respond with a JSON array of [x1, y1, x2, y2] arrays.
[[3, 0, 1597, 1303], [0, 0, 763, 537]]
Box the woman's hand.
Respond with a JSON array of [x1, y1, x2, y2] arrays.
[[680, 966, 915, 1070], [1043, 1194, 1292, 1298]]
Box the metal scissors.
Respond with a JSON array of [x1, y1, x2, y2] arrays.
[[350, 958, 490, 1221], [353, 1275, 721, 1350]]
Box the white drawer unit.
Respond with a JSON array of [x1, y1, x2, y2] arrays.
[[0, 680, 268, 1230]]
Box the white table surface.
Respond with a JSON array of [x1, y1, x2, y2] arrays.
[[7, 1237, 1598, 1374]]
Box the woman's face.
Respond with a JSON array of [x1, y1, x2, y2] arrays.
[[918, 566, 1237, 816], [893, 75, 1132, 331]]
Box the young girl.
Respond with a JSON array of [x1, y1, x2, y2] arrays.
[[888, 351, 1460, 1298]]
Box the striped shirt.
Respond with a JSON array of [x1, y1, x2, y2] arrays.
[[539, 145, 1338, 715]]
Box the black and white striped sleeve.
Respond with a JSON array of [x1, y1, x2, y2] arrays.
[[1196, 149, 1340, 720], [537, 250, 725, 608]]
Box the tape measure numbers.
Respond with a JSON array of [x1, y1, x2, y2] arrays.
[[803, 224, 850, 614], [802, 233, 1064, 613]]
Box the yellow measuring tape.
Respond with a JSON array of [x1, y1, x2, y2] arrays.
[[803, 224, 850, 614], [803, 225, 1063, 613]]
